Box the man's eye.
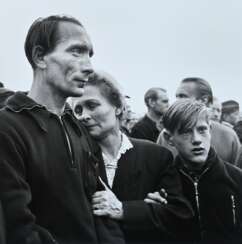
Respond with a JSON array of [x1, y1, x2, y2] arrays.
[[71, 48, 82, 55]]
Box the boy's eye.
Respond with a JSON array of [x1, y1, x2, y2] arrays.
[[198, 127, 208, 133], [181, 129, 192, 135]]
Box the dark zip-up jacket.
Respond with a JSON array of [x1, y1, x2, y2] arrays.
[[175, 148, 242, 243], [0, 92, 124, 244], [130, 115, 160, 142]]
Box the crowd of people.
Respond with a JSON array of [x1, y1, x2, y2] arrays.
[[0, 14, 242, 244]]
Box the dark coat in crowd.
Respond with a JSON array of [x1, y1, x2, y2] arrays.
[[0, 202, 6, 244], [95, 138, 193, 243], [0, 92, 124, 244], [0, 87, 14, 109], [175, 148, 242, 243], [130, 115, 160, 142]]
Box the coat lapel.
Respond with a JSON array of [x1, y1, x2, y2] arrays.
[[112, 147, 142, 200]]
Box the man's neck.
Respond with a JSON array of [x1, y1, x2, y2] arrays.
[[28, 77, 66, 116], [147, 110, 162, 123]]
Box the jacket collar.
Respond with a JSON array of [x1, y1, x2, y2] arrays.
[[175, 147, 217, 176], [176, 147, 238, 189], [5, 91, 44, 112], [5, 91, 81, 135]]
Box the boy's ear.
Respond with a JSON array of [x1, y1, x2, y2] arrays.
[[32, 45, 47, 69], [163, 129, 175, 147]]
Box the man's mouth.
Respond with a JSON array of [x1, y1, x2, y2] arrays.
[[192, 148, 205, 155], [74, 78, 86, 88]]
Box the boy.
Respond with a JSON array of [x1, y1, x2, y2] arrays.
[[149, 99, 242, 242]]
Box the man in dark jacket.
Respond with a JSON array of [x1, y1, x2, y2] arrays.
[[150, 99, 242, 243], [130, 87, 169, 142], [0, 15, 124, 244], [0, 82, 14, 109]]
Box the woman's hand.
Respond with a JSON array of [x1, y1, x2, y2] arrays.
[[92, 177, 123, 220]]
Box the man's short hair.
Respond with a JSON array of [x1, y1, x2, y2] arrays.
[[144, 87, 166, 107], [24, 15, 83, 69], [181, 77, 213, 105], [163, 99, 209, 134], [222, 100, 239, 114]]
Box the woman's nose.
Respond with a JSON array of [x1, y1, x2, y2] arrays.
[[79, 112, 91, 123]]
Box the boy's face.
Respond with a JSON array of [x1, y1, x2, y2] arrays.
[[171, 112, 211, 168]]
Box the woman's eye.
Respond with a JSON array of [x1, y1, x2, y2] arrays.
[[74, 105, 83, 115], [87, 103, 98, 110]]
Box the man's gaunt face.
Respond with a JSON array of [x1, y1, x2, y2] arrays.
[[43, 21, 94, 98], [171, 112, 211, 169]]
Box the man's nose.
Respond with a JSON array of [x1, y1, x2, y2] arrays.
[[191, 130, 202, 145], [80, 56, 94, 79]]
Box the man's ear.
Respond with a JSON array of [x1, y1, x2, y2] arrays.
[[148, 98, 156, 108], [32, 45, 47, 69], [163, 129, 175, 147], [199, 95, 209, 105]]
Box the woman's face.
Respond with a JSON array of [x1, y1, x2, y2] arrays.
[[73, 85, 120, 139]]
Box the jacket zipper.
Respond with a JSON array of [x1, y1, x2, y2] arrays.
[[179, 167, 209, 239], [58, 116, 75, 166], [231, 195, 236, 227]]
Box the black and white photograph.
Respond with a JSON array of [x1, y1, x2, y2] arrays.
[[0, 0, 242, 243]]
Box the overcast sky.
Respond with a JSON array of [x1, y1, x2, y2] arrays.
[[1, 0, 242, 115]]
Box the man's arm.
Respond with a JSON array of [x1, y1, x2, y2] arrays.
[[0, 131, 57, 244], [120, 163, 193, 237]]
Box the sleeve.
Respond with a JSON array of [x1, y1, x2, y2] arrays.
[[121, 150, 193, 239], [0, 131, 57, 244], [0, 201, 6, 244], [231, 131, 241, 166]]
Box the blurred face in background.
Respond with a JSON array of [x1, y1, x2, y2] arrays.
[[223, 110, 240, 126], [210, 99, 222, 122], [176, 82, 198, 100], [152, 90, 169, 116]]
